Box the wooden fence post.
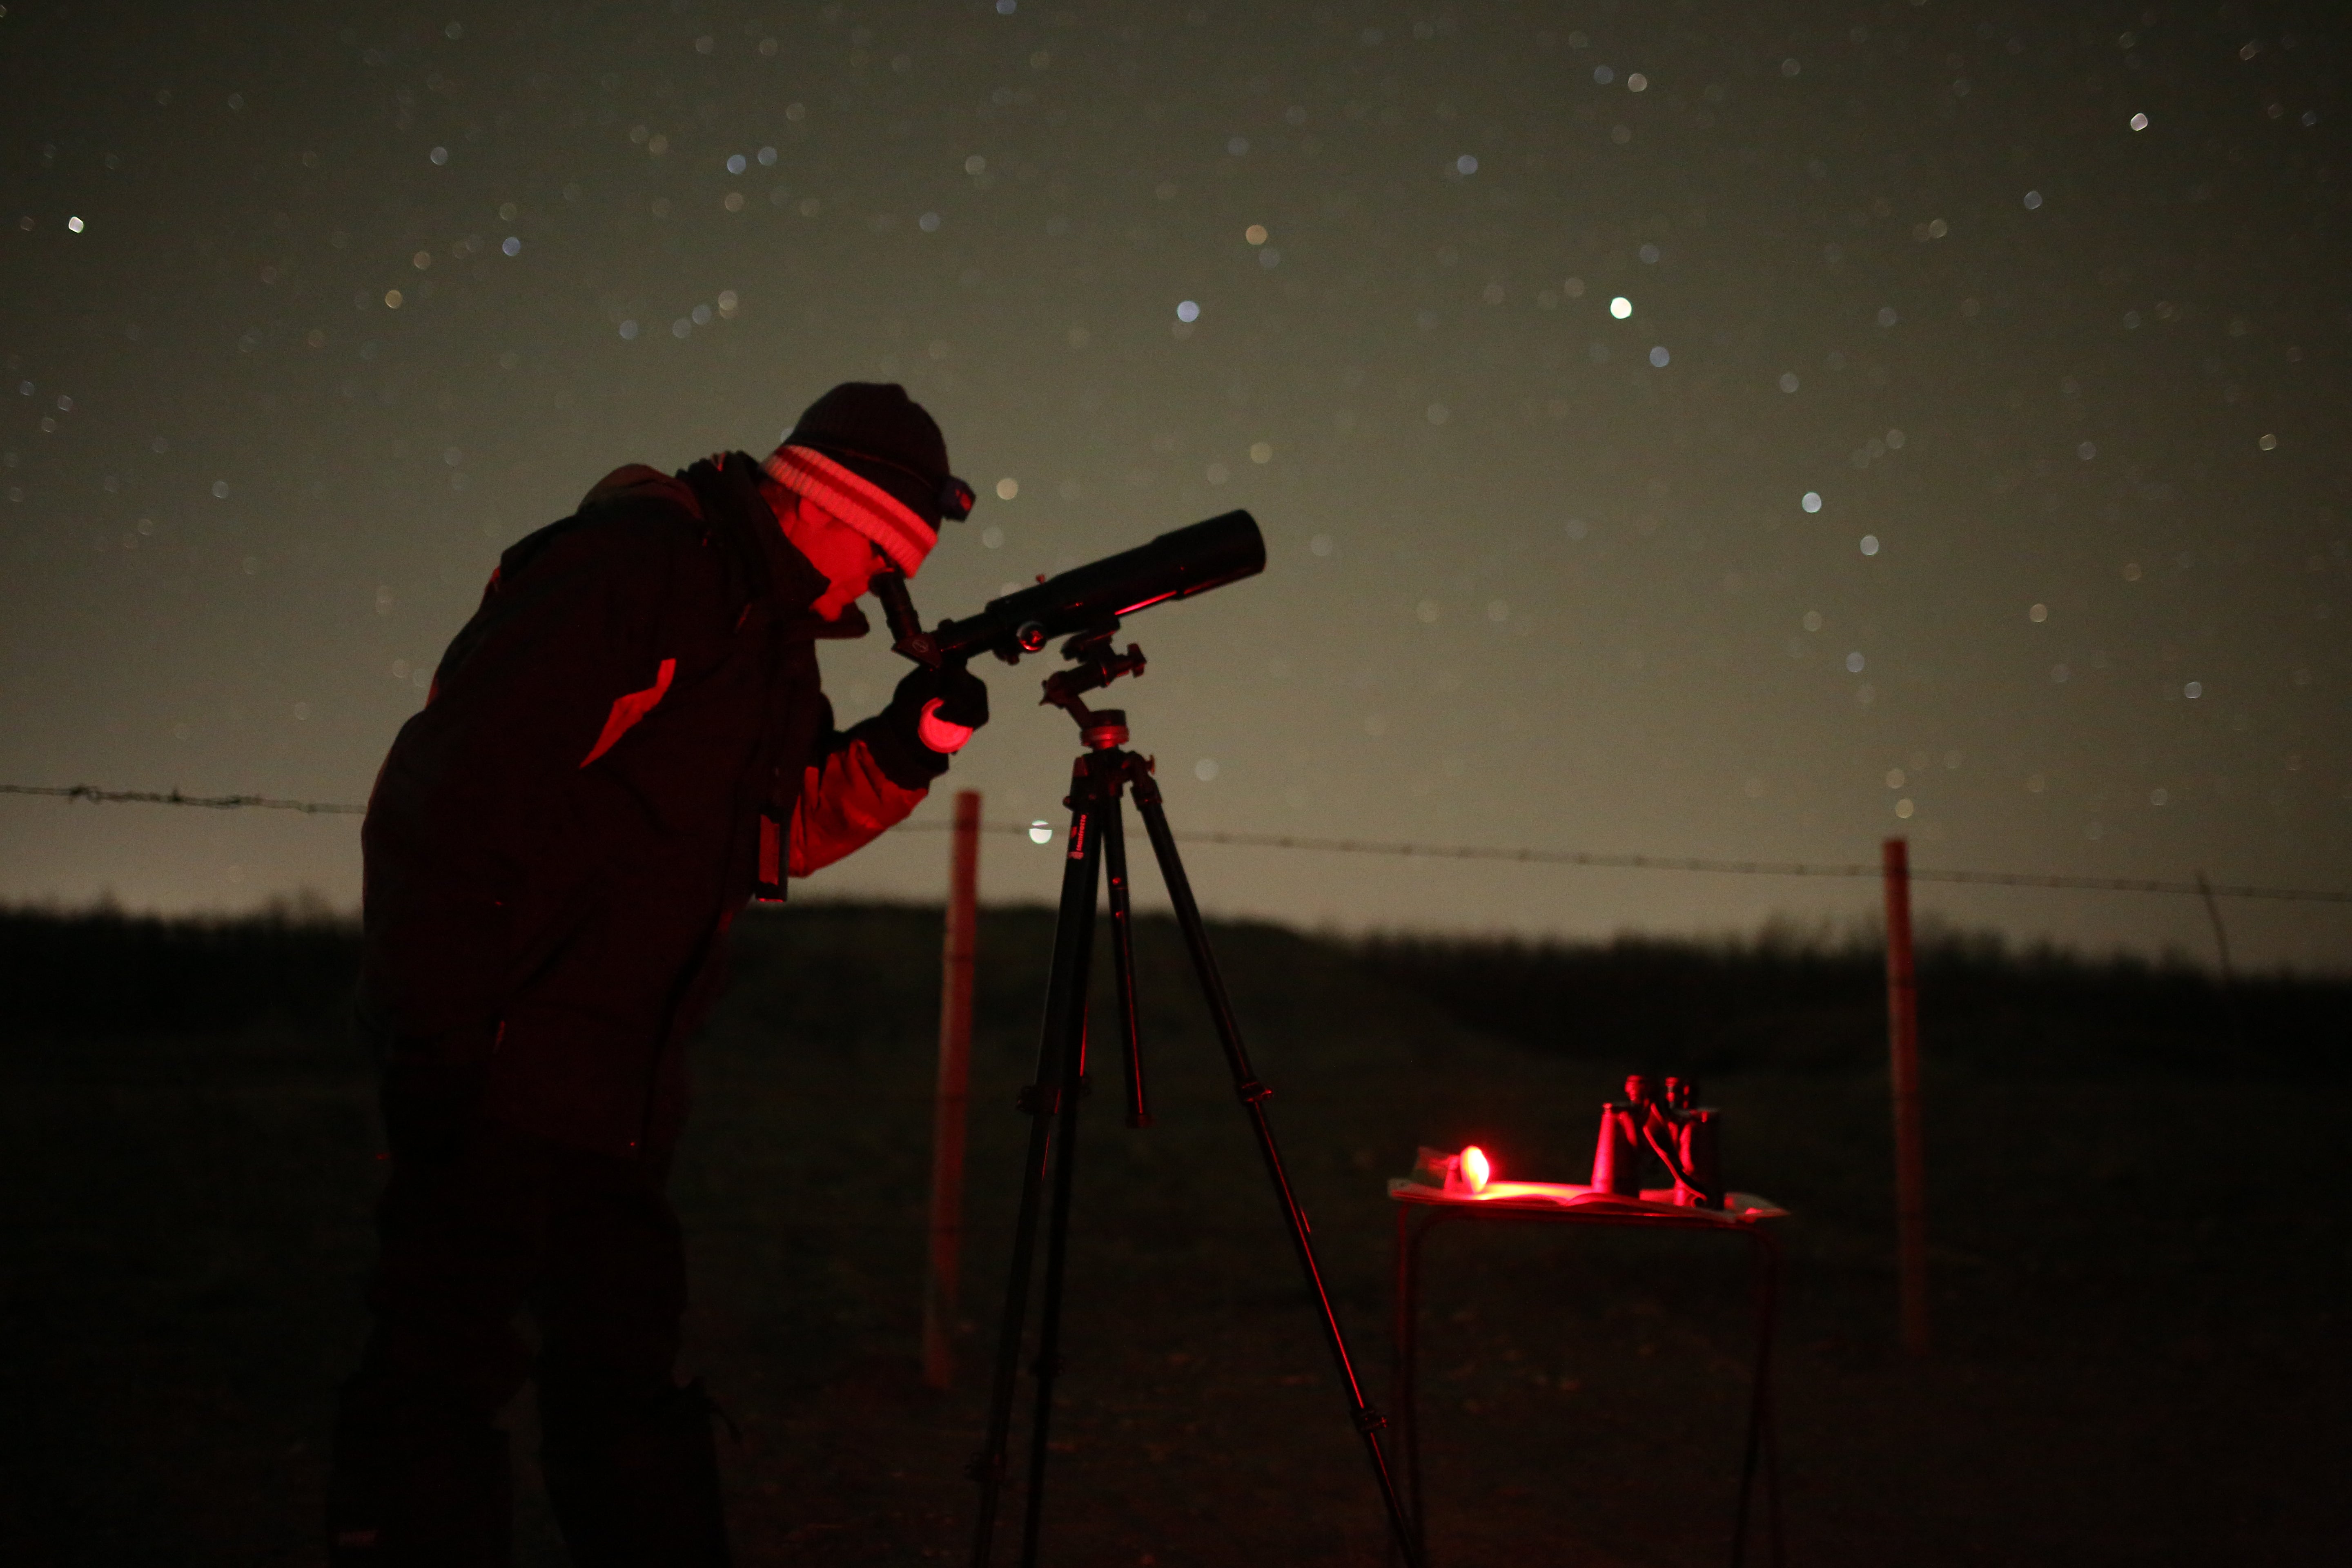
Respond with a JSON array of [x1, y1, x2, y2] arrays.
[[922, 791, 982, 1390], [1883, 837, 1931, 1356]]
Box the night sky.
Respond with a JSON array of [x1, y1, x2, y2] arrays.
[[3, 2, 2346, 965]]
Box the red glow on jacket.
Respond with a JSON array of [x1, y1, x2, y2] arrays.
[[580, 658, 677, 766], [788, 739, 924, 876]]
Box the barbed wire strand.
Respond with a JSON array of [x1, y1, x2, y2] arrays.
[[2, 783, 365, 815], [6, 782, 2346, 904]]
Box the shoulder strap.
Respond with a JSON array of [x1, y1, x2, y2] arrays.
[[680, 454, 781, 629]]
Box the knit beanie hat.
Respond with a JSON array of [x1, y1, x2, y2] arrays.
[[763, 383, 974, 577]]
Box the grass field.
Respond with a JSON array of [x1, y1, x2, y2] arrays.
[[2, 902, 2346, 1565]]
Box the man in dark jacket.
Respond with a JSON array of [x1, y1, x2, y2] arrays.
[[329, 384, 987, 1565]]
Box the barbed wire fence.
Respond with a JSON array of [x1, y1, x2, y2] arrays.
[[3, 783, 366, 816], [7, 782, 2347, 905]]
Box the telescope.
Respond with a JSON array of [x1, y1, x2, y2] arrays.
[[873, 509, 1264, 670]]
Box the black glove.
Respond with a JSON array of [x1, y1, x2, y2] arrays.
[[885, 661, 989, 755]]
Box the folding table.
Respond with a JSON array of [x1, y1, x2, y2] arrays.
[[1388, 1180, 1789, 1567]]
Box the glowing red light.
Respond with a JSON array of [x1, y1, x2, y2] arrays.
[[1461, 1145, 1492, 1192]]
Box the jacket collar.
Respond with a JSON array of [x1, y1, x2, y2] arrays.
[[684, 452, 871, 640]]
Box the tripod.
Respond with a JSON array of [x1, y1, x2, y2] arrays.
[[967, 632, 1422, 1568]]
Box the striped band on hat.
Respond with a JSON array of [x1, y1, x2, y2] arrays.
[[762, 444, 937, 577]]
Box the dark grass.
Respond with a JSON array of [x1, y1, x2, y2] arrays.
[[2, 902, 2348, 1565], [1354, 924, 2352, 1079], [11, 902, 2345, 1078], [0, 900, 366, 1040]]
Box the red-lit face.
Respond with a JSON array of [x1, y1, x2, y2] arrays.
[[780, 491, 892, 619]]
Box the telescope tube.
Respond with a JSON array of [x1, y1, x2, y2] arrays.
[[925, 510, 1264, 664]]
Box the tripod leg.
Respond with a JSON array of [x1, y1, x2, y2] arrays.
[[969, 769, 1105, 1568], [1125, 768, 1425, 1568], [1100, 795, 1149, 1129], [1018, 1004, 1089, 1568]]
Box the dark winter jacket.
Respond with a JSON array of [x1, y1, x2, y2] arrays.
[[359, 452, 942, 1156]]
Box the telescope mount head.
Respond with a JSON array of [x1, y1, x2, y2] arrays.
[[1041, 626, 1146, 733]]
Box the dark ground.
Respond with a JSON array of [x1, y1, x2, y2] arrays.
[[2, 902, 2347, 1566]]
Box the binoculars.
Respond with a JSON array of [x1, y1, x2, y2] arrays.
[[1588, 1074, 1724, 1209]]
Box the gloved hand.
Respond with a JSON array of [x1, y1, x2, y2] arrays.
[[886, 661, 989, 754]]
